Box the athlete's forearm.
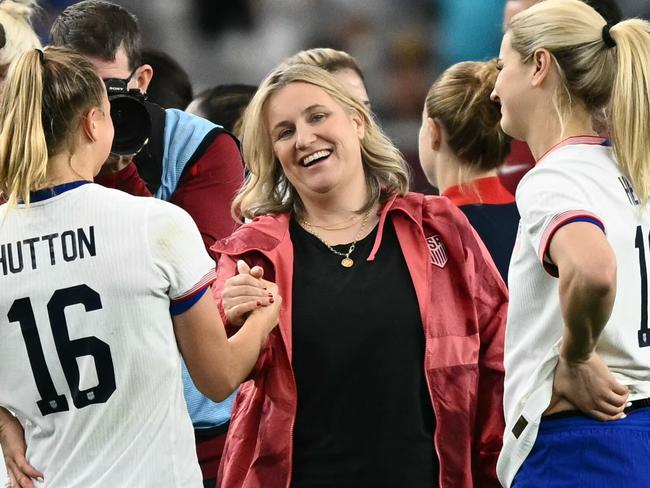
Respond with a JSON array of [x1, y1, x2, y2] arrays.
[[559, 261, 616, 362], [226, 313, 274, 388]]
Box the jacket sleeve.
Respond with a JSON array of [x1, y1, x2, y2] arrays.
[[171, 133, 244, 250], [94, 161, 153, 196], [464, 224, 508, 487]]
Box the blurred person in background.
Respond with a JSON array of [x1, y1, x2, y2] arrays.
[[419, 59, 517, 283], [141, 48, 193, 110], [281, 47, 370, 109], [491, 0, 650, 485], [0, 47, 280, 488], [186, 83, 257, 138], [212, 62, 507, 487], [0, 0, 41, 90]]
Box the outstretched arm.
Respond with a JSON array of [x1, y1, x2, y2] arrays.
[[173, 281, 280, 402]]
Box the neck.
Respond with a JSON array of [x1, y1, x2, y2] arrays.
[[526, 107, 597, 161], [45, 151, 93, 188], [435, 152, 498, 194], [301, 188, 372, 226]]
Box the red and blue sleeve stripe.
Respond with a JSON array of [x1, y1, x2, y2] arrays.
[[539, 210, 605, 277], [170, 269, 216, 316]]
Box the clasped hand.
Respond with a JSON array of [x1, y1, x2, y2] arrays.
[[222, 260, 277, 326]]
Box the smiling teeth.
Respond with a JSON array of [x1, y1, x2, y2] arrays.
[[302, 150, 331, 166]]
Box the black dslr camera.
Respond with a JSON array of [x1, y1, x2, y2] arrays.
[[104, 77, 152, 156]]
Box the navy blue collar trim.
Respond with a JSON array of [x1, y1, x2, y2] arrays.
[[30, 180, 91, 202]]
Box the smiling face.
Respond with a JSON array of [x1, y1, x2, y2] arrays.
[[264, 81, 366, 206], [491, 32, 535, 142]]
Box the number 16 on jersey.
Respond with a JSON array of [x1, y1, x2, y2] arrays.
[[7, 284, 116, 416]]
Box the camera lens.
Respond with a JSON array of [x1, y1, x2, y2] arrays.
[[109, 95, 151, 155]]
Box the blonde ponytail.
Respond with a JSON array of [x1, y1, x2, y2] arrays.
[[608, 20, 650, 204], [0, 47, 105, 206], [0, 49, 47, 205]]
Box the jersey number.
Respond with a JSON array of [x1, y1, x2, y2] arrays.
[[7, 285, 116, 416], [635, 226, 650, 347]]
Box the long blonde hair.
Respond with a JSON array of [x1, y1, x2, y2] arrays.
[[509, 0, 650, 203], [234, 63, 409, 221], [425, 59, 510, 174], [0, 47, 105, 205]]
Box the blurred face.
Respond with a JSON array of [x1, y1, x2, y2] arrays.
[[417, 107, 437, 186], [333, 68, 370, 109], [265, 81, 366, 204], [491, 32, 533, 141], [503, 0, 539, 28]]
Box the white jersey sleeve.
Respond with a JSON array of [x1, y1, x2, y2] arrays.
[[145, 201, 216, 305], [516, 157, 606, 275]]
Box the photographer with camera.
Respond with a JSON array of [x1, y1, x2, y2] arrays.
[[50, 0, 244, 252], [13, 2, 244, 487]]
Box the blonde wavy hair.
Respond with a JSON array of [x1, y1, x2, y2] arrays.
[[425, 59, 510, 174], [234, 63, 409, 221], [0, 47, 105, 205], [509, 0, 650, 203]]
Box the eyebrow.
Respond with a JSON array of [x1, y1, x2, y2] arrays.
[[271, 104, 329, 133]]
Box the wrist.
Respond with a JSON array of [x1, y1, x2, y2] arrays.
[[560, 344, 593, 365]]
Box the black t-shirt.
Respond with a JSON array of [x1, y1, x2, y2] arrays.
[[289, 217, 438, 488]]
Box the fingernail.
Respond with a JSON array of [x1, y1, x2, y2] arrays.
[[627, 401, 633, 407], [269, 297, 275, 304], [37, 478, 44, 482], [621, 414, 627, 419]]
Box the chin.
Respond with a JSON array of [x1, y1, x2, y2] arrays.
[[500, 118, 521, 141]]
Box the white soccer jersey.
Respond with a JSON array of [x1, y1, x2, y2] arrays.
[[0, 183, 215, 487], [498, 137, 650, 487]]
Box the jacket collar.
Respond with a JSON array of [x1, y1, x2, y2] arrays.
[[212, 193, 427, 258]]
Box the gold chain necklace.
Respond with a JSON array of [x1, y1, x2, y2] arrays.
[[301, 209, 371, 268], [302, 215, 360, 231]]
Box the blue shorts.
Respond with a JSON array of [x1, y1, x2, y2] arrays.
[[513, 407, 650, 487]]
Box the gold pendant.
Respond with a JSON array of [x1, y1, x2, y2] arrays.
[[341, 257, 354, 268]]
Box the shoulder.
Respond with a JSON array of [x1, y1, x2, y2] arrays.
[[522, 144, 615, 187], [91, 184, 190, 222], [396, 192, 472, 229], [212, 213, 291, 254], [517, 144, 617, 209]]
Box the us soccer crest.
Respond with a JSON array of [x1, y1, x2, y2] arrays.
[[426, 235, 448, 268]]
